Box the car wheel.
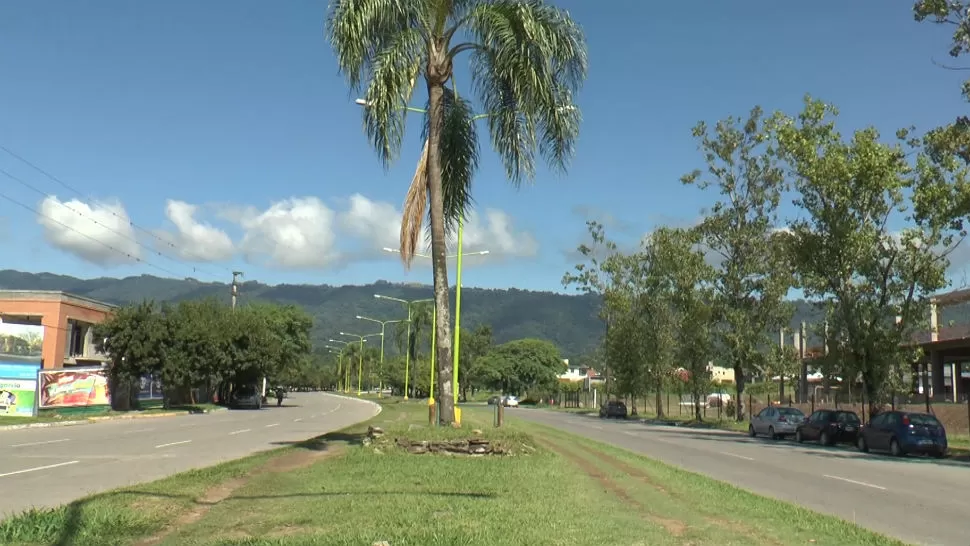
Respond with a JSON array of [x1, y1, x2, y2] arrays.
[[748, 425, 756, 437], [890, 438, 904, 457], [768, 426, 777, 440], [856, 435, 868, 452], [795, 430, 803, 443], [820, 431, 830, 446]]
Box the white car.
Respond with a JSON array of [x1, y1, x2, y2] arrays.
[[502, 395, 519, 408]]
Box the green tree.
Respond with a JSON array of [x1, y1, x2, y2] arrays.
[[650, 227, 717, 421], [458, 324, 493, 401], [914, 1, 970, 101], [95, 301, 170, 409], [681, 106, 794, 421], [327, 0, 588, 424], [775, 96, 970, 415], [476, 338, 563, 396]]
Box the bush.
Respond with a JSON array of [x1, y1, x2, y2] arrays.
[[725, 399, 737, 418]]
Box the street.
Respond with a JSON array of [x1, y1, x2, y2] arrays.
[[0, 392, 378, 519], [514, 409, 970, 546]]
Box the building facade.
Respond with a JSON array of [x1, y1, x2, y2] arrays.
[[0, 290, 116, 369]]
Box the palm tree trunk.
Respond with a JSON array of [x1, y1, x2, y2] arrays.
[[426, 80, 455, 425]]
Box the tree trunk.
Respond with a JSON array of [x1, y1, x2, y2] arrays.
[[734, 365, 746, 421], [655, 380, 664, 418], [426, 80, 455, 425]]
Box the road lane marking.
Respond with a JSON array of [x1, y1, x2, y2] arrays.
[[293, 418, 303, 422], [622, 431, 638, 436], [123, 428, 155, 435], [155, 440, 192, 449], [10, 439, 70, 448], [0, 460, 80, 478], [229, 429, 251, 435], [720, 452, 755, 461], [265, 423, 279, 428], [823, 474, 886, 490]]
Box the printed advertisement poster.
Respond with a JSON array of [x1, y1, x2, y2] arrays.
[[137, 373, 164, 400], [0, 376, 37, 417], [38, 368, 111, 409], [0, 319, 44, 418]]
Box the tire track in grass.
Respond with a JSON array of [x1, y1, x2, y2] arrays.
[[531, 432, 688, 537], [133, 444, 346, 546]]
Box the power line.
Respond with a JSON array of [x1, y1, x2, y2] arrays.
[[0, 188, 184, 278], [0, 144, 234, 280]]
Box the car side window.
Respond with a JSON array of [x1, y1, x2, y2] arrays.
[[886, 413, 899, 427], [812, 411, 826, 423], [870, 413, 886, 428], [807, 411, 819, 422], [756, 408, 770, 418]]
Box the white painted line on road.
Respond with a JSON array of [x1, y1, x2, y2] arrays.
[[0, 460, 80, 478], [720, 452, 755, 461], [293, 418, 303, 422], [265, 423, 279, 428], [229, 429, 251, 435], [823, 474, 886, 491], [622, 431, 638, 436], [155, 440, 192, 449], [123, 427, 155, 435], [10, 438, 70, 448]]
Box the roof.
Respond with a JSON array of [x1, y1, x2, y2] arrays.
[[0, 290, 117, 313]]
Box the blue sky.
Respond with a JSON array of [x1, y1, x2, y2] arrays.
[[0, 1, 967, 293]]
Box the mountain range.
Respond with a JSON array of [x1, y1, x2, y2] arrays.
[[3, 269, 967, 358]]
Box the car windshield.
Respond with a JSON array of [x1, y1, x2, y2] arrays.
[[237, 386, 256, 395], [907, 413, 942, 426], [778, 408, 804, 417], [836, 412, 860, 423]]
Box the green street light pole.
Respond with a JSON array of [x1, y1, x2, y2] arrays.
[[356, 315, 407, 398], [381, 248, 489, 405], [339, 332, 380, 396], [374, 294, 433, 400], [328, 339, 353, 393], [324, 345, 346, 391]]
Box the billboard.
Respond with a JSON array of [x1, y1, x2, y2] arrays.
[[137, 373, 164, 400], [38, 368, 110, 409], [0, 320, 44, 417]]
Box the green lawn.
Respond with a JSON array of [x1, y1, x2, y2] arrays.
[[0, 399, 907, 546], [0, 403, 222, 427]]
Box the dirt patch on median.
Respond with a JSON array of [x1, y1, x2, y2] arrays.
[[535, 435, 686, 536], [133, 445, 346, 546]]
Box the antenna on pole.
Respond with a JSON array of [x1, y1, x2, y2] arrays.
[[231, 271, 244, 311]]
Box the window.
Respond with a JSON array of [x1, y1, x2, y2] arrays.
[[869, 413, 887, 428], [906, 414, 941, 426], [837, 412, 860, 424], [757, 408, 770, 418]]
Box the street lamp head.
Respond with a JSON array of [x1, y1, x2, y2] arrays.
[[355, 315, 363, 320], [374, 294, 382, 299], [354, 98, 371, 107], [476, 250, 490, 256], [382, 247, 399, 254], [339, 332, 348, 336]]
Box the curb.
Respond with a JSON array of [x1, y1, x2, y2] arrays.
[[324, 392, 383, 419], [0, 406, 229, 432]]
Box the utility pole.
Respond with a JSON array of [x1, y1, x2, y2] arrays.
[[231, 271, 244, 311]]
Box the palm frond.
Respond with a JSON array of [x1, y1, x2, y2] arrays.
[[400, 139, 430, 269], [466, 0, 588, 183], [327, 0, 430, 166], [422, 86, 480, 232]]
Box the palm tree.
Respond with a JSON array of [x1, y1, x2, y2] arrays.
[[327, 0, 588, 423]]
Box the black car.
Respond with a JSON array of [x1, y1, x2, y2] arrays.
[[487, 395, 501, 405], [599, 400, 628, 419], [230, 384, 263, 409], [795, 409, 861, 445]]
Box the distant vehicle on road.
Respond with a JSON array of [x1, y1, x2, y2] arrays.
[[230, 384, 263, 410], [749, 406, 805, 440], [599, 400, 628, 419], [795, 409, 860, 445], [857, 411, 947, 458], [502, 395, 519, 408]]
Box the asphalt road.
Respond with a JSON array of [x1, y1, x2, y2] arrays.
[[0, 392, 378, 520], [514, 409, 970, 546]]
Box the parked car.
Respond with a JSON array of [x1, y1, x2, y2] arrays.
[[795, 409, 860, 445], [599, 400, 628, 419], [857, 411, 947, 458], [230, 384, 263, 410], [487, 395, 501, 405], [749, 406, 805, 439], [502, 395, 519, 408]]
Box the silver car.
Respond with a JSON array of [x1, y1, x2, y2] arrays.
[[749, 406, 805, 440]]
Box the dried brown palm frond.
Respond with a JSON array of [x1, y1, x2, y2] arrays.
[[399, 138, 429, 269]]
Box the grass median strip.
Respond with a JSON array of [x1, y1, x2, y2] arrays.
[[0, 399, 908, 546]]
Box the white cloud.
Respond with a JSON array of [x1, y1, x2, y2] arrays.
[[237, 197, 339, 269], [36, 196, 140, 266], [336, 193, 539, 262], [155, 200, 234, 262]]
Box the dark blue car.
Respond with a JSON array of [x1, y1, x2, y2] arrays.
[[857, 411, 947, 458]]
